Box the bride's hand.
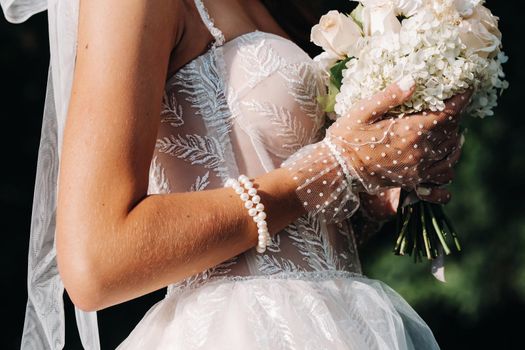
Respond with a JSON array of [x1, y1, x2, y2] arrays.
[[327, 78, 472, 200], [282, 78, 471, 222], [360, 188, 401, 220]]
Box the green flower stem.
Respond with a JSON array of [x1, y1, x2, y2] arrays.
[[394, 191, 461, 262], [440, 207, 462, 251], [428, 204, 452, 255], [420, 202, 433, 260], [395, 206, 412, 255]]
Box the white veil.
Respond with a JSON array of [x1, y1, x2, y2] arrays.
[[1, 0, 100, 348]]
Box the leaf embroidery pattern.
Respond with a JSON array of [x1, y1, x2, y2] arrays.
[[161, 91, 184, 127], [156, 134, 226, 175], [287, 214, 343, 271], [249, 288, 298, 349], [265, 233, 282, 253], [147, 155, 170, 195], [256, 254, 306, 275], [173, 57, 233, 142], [279, 62, 326, 134], [337, 220, 362, 273], [180, 288, 230, 348], [167, 256, 239, 296], [243, 100, 314, 157], [238, 36, 286, 89], [190, 171, 210, 192]]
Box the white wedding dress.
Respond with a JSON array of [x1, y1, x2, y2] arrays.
[[116, 1, 440, 349]]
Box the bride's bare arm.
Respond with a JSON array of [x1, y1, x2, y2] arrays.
[[56, 0, 304, 312], [57, 0, 465, 313]]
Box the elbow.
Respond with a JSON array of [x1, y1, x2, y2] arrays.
[[56, 234, 108, 312], [58, 252, 107, 312], [66, 285, 105, 313]]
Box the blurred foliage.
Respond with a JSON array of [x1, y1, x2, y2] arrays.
[[1, 0, 523, 349]]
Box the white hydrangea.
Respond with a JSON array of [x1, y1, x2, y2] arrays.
[[331, 0, 508, 119]]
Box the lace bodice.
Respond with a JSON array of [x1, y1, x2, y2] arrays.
[[147, 0, 362, 296]]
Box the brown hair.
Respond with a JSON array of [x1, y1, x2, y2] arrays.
[[261, 0, 354, 57]]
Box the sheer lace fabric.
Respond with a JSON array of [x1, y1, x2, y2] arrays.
[[282, 80, 463, 223], [120, 2, 441, 349], [149, 17, 362, 296], [3, 0, 441, 347]]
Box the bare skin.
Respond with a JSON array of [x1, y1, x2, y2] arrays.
[[57, 0, 305, 312], [56, 0, 465, 312]]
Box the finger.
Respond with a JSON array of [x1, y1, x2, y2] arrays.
[[429, 146, 462, 171], [408, 90, 473, 133], [432, 133, 461, 160], [362, 188, 401, 218], [442, 89, 474, 117], [416, 186, 452, 204], [381, 187, 401, 216], [344, 75, 416, 124], [424, 145, 462, 184], [425, 165, 455, 185], [444, 145, 463, 167], [430, 90, 475, 128]]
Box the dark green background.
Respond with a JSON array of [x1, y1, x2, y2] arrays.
[[1, 1, 523, 348]]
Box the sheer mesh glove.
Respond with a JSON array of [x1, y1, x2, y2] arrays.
[[281, 77, 470, 223]]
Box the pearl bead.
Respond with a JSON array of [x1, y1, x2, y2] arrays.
[[248, 188, 257, 196], [252, 195, 261, 204], [235, 187, 244, 195], [240, 193, 249, 201], [257, 212, 267, 220], [257, 221, 267, 228], [244, 181, 253, 189], [256, 203, 265, 211], [258, 228, 268, 235], [238, 175, 249, 183], [256, 246, 265, 253], [248, 208, 258, 216], [244, 200, 253, 209]]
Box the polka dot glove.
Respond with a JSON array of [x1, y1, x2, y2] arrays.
[[281, 76, 471, 223]]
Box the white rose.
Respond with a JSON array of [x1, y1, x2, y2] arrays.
[[458, 5, 502, 58], [362, 4, 401, 36], [311, 10, 363, 58], [359, 0, 423, 17], [396, 0, 424, 17], [313, 51, 340, 74]]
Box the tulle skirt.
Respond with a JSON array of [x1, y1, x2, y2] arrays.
[[116, 271, 440, 349]]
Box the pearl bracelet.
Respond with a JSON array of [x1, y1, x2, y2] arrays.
[[225, 175, 270, 253]]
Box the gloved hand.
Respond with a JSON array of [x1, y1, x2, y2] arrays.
[[281, 76, 471, 222]]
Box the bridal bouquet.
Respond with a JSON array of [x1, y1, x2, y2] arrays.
[[311, 0, 508, 261]]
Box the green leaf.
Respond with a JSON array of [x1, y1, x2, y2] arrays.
[[318, 81, 338, 113], [329, 57, 352, 90], [318, 57, 353, 113]]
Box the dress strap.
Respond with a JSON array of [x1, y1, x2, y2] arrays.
[[194, 0, 226, 47]]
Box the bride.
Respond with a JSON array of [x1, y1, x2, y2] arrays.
[[4, 0, 470, 348]]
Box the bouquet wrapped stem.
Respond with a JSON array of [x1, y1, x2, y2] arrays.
[[395, 192, 461, 261]]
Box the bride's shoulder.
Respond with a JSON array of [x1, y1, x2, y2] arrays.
[[78, 0, 186, 53]]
